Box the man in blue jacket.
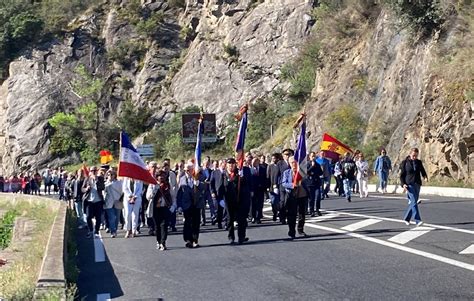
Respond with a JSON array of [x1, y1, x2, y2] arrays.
[[282, 156, 308, 239], [374, 148, 392, 193]]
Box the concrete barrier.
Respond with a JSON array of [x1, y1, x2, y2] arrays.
[[33, 201, 67, 300]]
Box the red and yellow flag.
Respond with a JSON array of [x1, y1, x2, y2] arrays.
[[99, 150, 113, 164], [320, 133, 353, 156]]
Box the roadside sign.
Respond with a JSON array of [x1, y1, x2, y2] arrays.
[[136, 144, 154, 157], [182, 113, 217, 143]]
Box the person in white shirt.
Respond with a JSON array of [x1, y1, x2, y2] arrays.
[[122, 177, 143, 238], [356, 153, 369, 198]]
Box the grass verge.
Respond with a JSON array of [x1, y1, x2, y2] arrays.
[[0, 196, 58, 300], [0, 210, 18, 249]]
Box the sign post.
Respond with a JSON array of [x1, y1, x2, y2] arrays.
[[182, 113, 217, 143], [136, 144, 155, 158]]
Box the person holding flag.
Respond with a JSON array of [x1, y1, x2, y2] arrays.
[[281, 114, 308, 239], [118, 131, 157, 238]]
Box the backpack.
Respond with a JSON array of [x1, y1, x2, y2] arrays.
[[343, 161, 356, 178]]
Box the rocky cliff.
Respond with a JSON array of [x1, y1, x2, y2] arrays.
[[0, 0, 472, 183]]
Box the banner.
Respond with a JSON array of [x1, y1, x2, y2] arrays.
[[293, 116, 307, 186]]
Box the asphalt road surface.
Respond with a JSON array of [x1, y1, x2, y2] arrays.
[[76, 192, 474, 300]]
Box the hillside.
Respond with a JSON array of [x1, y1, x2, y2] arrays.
[[0, 0, 472, 184]]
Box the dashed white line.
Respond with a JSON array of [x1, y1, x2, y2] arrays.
[[388, 226, 434, 245], [341, 218, 381, 232], [459, 244, 474, 255], [302, 221, 474, 272], [94, 232, 106, 263], [97, 293, 111, 301], [323, 209, 474, 235]]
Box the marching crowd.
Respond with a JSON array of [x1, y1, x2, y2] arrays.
[[0, 147, 428, 251]]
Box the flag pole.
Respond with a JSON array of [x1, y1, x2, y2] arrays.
[[117, 131, 122, 176]]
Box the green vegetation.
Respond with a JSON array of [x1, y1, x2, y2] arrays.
[[0, 197, 58, 300], [223, 43, 239, 58], [324, 103, 367, 149], [117, 0, 165, 39], [0, 0, 95, 80], [118, 98, 153, 139], [383, 0, 452, 38], [0, 210, 18, 249], [281, 38, 320, 100], [107, 40, 147, 69]]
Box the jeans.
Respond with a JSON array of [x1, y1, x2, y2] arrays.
[[343, 179, 354, 200], [269, 191, 280, 218], [379, 170, 389, 190], [74, 201, 87, 227], [105, 208, 118, 234], [320, 177, 330, 199], [308, 185, 321, 213], [404, 184, 422, 223]]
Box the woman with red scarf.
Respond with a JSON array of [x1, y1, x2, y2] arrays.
[[146, 170, 176, 251]]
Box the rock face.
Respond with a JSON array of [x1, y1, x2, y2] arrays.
[[305, 7, 473, 182], [0, 0, 472, 183]]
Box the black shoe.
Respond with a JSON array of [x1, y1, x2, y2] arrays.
[[171, 226, 177, 232], [211, 219, 216, 226], [348, 196, 351, 202], [201, 222, 206, 226], [228, 237, 235, 245], [251, 218, 256, 224], [288, 232, 296, 240], [298, 231, 308, 237], [316, 211, 322, 216], [281, 220, 287, 225], [185, 241, 193, 248], [256, 219, 261, 224], [310, 212, 316, 217], [325, 194, 329, 198], [238, 237, 249, 244], [217, 223, 223, 229], [148, 230, 155, 236], [272, 215, 277, 221]]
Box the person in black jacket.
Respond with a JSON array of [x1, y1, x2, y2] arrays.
[[306, 153, 323, 217], [250, 157, 267, 224], [266, 153, 282, 221], [223, 158, 251, 244], [400, 148, 428, 226], [210, 160, 227, 229], [341, 152, 356, 202]]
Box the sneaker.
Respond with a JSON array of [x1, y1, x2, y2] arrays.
[[124, 230, 131, 238], [417, 199, 422, 204], [193, 241, 200, 248], [416, 221, 424, 227], [111, 233, 116, 238], [185, 241, 193, 248], [161, 243, 167, 251], [156, 242, 161, 250], [105, 228, 110, 233], [404, 221, 410, 226]]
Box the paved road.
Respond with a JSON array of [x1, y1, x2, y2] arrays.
[[76, 192, 474, 300]]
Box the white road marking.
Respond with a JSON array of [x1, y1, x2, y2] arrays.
[[460, 244, 474, 254], [301, 221, 474, 272], [388, 227, 434, 244], [97, 293, 111, 301], [94, 232, 106, 263], [307, 213, 340, 223], [323, 210, 474, 235], [370, 195, 429, 201], [341, 218, 381, 232]]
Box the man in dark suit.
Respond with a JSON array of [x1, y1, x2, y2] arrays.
[[210, 159, 226, 229], [223, 158, 251, 244], [200, 156, 215, 226], [250, 157, 267, 224], [177, 164, 206, 248], [267, 153, 282, 221]]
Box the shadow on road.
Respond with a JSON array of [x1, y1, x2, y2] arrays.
[[76, 228, 124, 300]]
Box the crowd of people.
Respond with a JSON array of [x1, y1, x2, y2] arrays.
[[0, 147, 429, 250]]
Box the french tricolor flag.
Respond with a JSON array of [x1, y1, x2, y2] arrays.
[[118, 131, 157, 184]]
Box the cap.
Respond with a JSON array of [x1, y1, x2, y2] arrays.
[[226, 158, 236, 164], [282, 148, 294, 156]]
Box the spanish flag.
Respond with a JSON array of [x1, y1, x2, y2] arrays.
[[320, 133, 353, 161], [99, 150, 113, 164]]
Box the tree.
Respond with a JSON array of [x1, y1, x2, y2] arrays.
[[324, 103, 366, 149], [117, 98, 152, 139]]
